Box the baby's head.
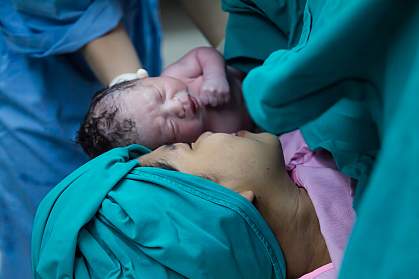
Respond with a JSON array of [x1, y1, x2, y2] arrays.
[[78, 77, 206, 157]]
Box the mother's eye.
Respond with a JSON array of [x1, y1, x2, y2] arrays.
[[163, 144, 177, 151], [148, 160, 178, 171]]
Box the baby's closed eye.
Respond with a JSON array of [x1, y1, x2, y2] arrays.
[[167, 119, 177, 142]]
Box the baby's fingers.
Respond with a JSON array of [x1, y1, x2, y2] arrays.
[[198, 94, 210, 106], [201, 87, 222, 107], [201, 83, 230, 107], [208, 94, 219, 107]]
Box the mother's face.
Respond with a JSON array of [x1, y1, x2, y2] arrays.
[[140, 131, 287, 193]]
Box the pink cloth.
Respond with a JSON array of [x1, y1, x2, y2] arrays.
[[280, 130, 356, 279], [299, 263, 334, 279]]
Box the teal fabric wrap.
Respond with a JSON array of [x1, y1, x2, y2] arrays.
[[32, 145, 285, 278]]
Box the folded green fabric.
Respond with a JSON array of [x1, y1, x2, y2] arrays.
[[224, 0, 419, 277], [223, 0, 307, 73], [32, 145, 285, 278]]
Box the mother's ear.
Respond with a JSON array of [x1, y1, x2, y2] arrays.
[[239, 191, 255, 202]]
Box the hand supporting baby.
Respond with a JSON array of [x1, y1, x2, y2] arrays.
[[162, 47, 231, 107]]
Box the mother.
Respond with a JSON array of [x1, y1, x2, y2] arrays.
[[32, 130, 353, 278], [222, 0, 419, 276]]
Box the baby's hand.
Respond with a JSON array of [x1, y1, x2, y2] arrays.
[[199, 76, 230, 107]]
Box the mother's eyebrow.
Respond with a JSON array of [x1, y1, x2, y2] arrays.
[[163, 144, 177, 151]]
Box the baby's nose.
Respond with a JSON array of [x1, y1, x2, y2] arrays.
[[162, 99, 185, 118]]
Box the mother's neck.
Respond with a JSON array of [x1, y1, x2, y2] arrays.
[[256, 176, 331, 278]]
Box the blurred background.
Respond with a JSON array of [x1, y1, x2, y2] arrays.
[[160, 0, 225, 67]]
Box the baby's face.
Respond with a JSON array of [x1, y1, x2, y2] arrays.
[[121, 77, 206, 149]]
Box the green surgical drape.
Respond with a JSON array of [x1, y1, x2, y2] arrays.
[[223, 0, 419, 277]]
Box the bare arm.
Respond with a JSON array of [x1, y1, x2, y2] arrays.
[[163, 47, 230, 107], [162, 47, 204, 79], [177, 0, 227, 47], [81, 22, 141, 86]]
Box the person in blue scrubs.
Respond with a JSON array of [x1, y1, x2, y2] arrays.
[[0, 1, 161, 277]]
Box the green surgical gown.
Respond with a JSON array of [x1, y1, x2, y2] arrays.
[[223, 0, 419, 277]]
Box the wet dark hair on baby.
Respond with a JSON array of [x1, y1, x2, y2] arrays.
[[77, 79, 140, 158]]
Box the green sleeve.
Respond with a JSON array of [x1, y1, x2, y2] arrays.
[[239, 0, 419, 275], [222, 0, 306, 73], [242, 0, 381, 186]]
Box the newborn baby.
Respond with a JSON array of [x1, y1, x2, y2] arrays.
[[78, 47, 253, 157]]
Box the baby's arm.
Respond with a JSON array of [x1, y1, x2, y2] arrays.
[[162, 47, 230, 107]]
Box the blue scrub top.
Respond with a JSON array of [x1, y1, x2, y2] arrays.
[[0, 1, 161, 278]]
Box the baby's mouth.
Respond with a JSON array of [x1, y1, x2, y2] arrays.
[[189, 95, 201, 115]]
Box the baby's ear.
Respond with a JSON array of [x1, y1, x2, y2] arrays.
[[239, 191, 255, 202]]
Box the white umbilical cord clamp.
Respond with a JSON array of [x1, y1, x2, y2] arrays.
[[109, 69, 149, 87]]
